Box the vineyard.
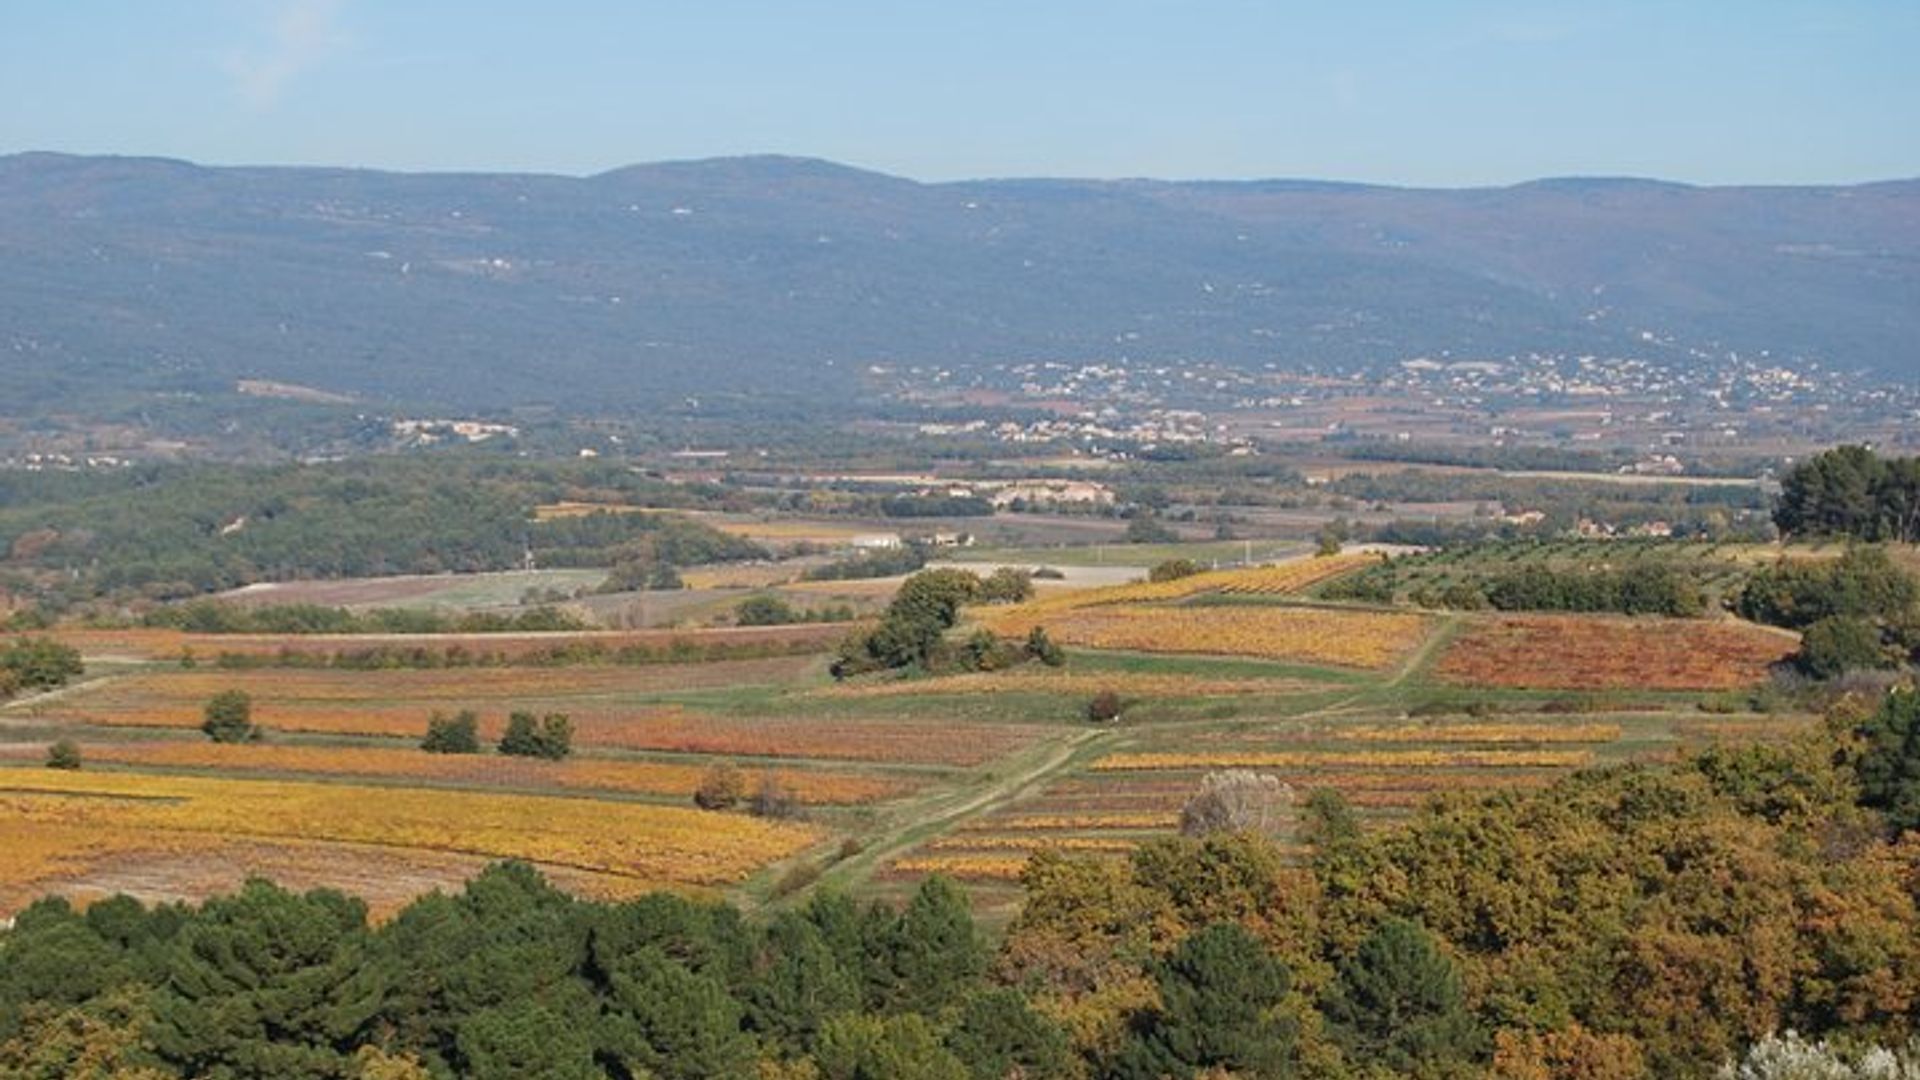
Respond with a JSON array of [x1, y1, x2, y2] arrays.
[[1316, 537, 1756, 606], [1435, 614, 1795, 690], [69, 742, 908, 804], [973, 551, 1377, 627], [0, 770, 821, 913], [981, 604, 1431, 668], [0, 547, 1834, 920]]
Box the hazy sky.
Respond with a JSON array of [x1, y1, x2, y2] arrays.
[[4, 1, 1915, 185]]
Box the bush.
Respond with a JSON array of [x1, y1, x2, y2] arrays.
[[1087, 689, 1124, 723], [749, 774, 803, 820], [1024, 626, 1065, 667], [1125, 516, 1180, 544], [735, 594, 800, 626], [498, 711, 572, 760], [770, 860, 823, 899], [978, 567, 1035, 604], [44, 739, 82, 770], [201, 690, 260, 743], [1795, 616, 1894, 679], [1180, 770, 1292, 836], [694, 761, 746, 810], [1148, 558, 1203, 583], [421, 709, 481, 754]]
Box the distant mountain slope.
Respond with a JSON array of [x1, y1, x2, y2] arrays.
[[2, 153, 1915, 412]]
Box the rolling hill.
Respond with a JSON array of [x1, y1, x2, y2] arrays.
[[3, 152, 1915, 414]]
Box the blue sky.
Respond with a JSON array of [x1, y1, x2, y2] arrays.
[[3, 1, 1915, 185]]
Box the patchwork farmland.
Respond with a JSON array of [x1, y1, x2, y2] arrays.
[[0, 547, 1820, 924]]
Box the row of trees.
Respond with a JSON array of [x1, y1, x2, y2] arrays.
[[145, 602, 588, 636], [8, 686, 1920, 1078], [422, 710, 574, 760]]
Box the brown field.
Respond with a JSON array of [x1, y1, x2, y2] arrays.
[[980, 605, 1431, 669], [0, 770, 821, 916], [1435, 615, 1795, 690], [64, 742, 909, 804]]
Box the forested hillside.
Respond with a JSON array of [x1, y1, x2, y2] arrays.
[[0, 456, 755, 602], [2, 153, 1916, 415]]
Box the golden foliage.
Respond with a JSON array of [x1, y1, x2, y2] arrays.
[[981, 605, 1430, 668]]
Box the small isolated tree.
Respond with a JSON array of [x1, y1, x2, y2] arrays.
[[1796, 616, 1893, 679], [44, 739, 82, 770], [750, 773, 803, 820], [1149, 558, 1204, 583], [1087, 688, 1124, 723], [200, 690, 259, 743], [1126, 516, 1180, 545], [1180, 770, 1293, 837], [498, 711, 572, 760], [694, 761, 747, 811], [1024, 625, 1065, 667], [421, 709, 482, 754], [735, 594, 799, 626], [978, 567, 1035, 605]]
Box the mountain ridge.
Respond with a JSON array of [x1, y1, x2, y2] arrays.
[[3, 152, 1915, 414]]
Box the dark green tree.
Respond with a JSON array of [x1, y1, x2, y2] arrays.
[[1795, 616, 1893, 679], [596, 950, 754, 1080], [875, 876, 987, 1016], [745, 913, 861, 1050], [148, 880, 385, 1079], [1322, 918, 1483, 1076], [1111, 922, 1296, 1079], [420, 709, 481, 754], [1856, 688, 1920, 835], [455, 999, 598, 1080], [498, 711, 572, 759], [945, 988, 1075, 1080]]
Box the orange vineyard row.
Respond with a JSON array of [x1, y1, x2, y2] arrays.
[[1436, 615, 1794, 691], [82, 742, 908, 804]]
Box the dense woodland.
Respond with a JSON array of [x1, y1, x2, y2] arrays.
[[5, 690, 1920, 1080], [0, 456, 757, 606]]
